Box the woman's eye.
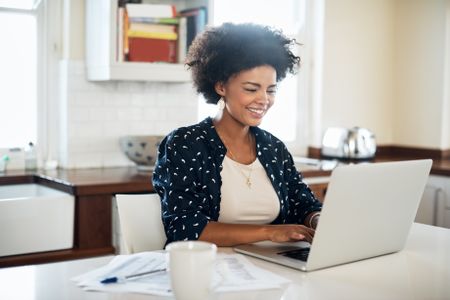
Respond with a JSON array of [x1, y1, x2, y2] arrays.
[[267, 90, 277, 95], [244, 89, 257, 92]]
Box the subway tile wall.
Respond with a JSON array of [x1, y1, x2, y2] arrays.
[[59, 61, 199, 169]]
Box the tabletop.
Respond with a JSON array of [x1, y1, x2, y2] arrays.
[[1, 223, 449, 300]]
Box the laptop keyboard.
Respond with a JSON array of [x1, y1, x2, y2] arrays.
[[277, 248, 310, 262]]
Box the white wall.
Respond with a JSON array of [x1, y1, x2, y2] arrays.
[[393, 0, 448, 149], [320, 0, 395, 146], [441, 0, 450, 149], [314, 0, 450, 149], [58, 61, 197, 168]]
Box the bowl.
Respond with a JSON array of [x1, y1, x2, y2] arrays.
[[119, 135, 165, 171]]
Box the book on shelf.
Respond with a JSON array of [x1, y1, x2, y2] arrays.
[[117, 7, 125, 62], [128, 37, 177, 63], [127, 30, 177, 40], [125, 3, 176, 19], [177, 16, 187, 63], [117, 6, 132, 62], [178, 7, 207, 61], [128, 23, 177, 34], [116, 4, 207, 64], [128, 16, 179, 25]]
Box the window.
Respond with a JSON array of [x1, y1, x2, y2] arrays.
[[0, 5, 38, 148], [198, 0, 307, 144]]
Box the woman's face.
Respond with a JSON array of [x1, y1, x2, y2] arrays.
[[216, 65, 277, 127]]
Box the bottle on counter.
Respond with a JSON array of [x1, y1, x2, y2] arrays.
[[25, 142, 37, 171], [0, 155, 9, 173]]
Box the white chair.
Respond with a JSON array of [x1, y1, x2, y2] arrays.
[[115, 193, 166, 253]]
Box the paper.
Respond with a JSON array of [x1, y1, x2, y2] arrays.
[[72, 251, 290, 296]]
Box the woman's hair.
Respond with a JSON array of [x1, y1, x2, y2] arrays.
[[186, 23, 301, 104]]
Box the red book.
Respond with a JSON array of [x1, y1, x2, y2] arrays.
[[128, 37, 177, 63]]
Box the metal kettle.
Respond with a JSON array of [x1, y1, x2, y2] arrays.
[[321, 127, 376, 160]]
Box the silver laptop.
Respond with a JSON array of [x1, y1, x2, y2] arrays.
[[234, 159, 432, 271]]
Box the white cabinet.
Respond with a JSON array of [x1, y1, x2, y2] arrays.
[[415, 175, 450, 229], [85, 0, 209, 82]]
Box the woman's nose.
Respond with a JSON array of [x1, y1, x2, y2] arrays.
[[257, 91, 270, 104]]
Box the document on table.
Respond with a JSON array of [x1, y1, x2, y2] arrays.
[[72, 251, 290, 296]]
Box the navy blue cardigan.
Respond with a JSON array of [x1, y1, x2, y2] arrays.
[[153, 117, 322, 243]]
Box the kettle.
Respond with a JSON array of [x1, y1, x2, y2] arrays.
[[321, 127, 376, 160]]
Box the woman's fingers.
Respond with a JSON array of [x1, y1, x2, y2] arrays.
[[269, 225, 315, 243], [290, 232, 305, 240]]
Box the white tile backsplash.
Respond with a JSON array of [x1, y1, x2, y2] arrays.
[[59, 60, 198, 169]]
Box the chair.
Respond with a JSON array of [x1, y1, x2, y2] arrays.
[[115, 193, 166, 253]]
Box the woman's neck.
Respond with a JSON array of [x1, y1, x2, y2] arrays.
[[213, 110, 250, 142], [213, 111, 255, 164]]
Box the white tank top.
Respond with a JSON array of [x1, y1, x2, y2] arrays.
[[218, 156, 280, 224]]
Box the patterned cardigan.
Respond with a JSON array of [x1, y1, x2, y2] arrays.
[[153, 117, 322, 244]]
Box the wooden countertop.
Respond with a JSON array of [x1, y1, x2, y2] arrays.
[[0, 167, 153, 196], [0, 156, 449, 194], [375, 155, 450, 177]]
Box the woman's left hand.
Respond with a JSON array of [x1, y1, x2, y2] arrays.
[[264, 224, 315, 243]]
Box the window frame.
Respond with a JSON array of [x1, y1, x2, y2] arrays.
[[0, 0, 63, 167], [36, 0, 61, 167]]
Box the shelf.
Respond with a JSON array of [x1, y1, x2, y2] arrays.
[[86, 61, 191, 82], [85, 0, 206, 82]]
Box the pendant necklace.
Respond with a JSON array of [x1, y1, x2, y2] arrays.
[[217, 130, 255, 188], [227, 147, 254, 188]]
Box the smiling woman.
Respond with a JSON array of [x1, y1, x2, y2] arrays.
[[153, 23, 322, 248], [0, 9, 37, 148]]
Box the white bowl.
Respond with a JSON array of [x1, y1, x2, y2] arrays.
[[119, 135, 165, 171]]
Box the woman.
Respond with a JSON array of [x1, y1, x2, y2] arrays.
[[153, 23, 322, 247]]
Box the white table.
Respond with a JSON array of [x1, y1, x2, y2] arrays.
[[1, 223, 449, 300]]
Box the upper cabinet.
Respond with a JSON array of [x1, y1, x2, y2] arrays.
[[85, 0, 210, 82]]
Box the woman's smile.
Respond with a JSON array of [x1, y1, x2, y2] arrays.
[[246, 106, 267, 119]]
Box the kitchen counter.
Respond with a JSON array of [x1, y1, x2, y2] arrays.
[[1, 156, 448, 192], [375, 155, 450, 177], [0, 154, 448, 267], [0, 166, 333, 193], [301, 153, 450, 177]]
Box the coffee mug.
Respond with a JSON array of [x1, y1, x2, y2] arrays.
[[166, 241, 217, 300]]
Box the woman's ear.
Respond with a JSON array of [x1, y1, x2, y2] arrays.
[[214, 82, 226, 97]]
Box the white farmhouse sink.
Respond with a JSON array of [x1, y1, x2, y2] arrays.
[[0, 184, 75, 257]]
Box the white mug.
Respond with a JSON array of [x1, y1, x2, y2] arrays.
[[166, 241, 217, 300]]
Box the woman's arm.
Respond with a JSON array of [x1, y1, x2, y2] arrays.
[[198, 221, 316, 247]]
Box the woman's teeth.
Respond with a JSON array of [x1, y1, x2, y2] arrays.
[[248, 107, 264, 114]]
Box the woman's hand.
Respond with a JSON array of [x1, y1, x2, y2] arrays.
[[265, 225, 315, 243], [199, 222, 316, 246]]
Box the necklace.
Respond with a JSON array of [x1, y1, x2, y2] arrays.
[[228, 148, 254, 188], [216, 129, 255, 188]]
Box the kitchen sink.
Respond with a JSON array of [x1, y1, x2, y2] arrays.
[[0, 184, 75, 257]]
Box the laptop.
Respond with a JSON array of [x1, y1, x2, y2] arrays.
[[234, 159, 432, 271]]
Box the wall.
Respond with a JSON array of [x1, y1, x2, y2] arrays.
[[441, 0, 450, 149], [313, 0, 450, 149], [55, 0, 450, 168], [320, 0, 395, 146], [56, 0, 198, 168], [393, 0, 449, 149], [58, 61, 197, 168]]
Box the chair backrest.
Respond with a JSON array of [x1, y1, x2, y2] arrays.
[[115, 193, 166, 253]]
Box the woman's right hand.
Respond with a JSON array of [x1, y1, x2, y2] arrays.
[[265, 224, 315, 243]]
